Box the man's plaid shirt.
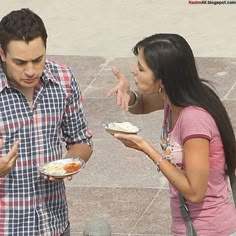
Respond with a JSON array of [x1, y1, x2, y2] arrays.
[[0, 60, 93, 236]]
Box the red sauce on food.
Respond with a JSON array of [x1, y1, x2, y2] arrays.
[[64, 163, 81, 173]]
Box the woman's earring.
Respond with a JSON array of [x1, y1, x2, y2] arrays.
[[159, 87, 166, 101]]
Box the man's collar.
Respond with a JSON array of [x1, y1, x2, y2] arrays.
[[0, 64, 10, 92]]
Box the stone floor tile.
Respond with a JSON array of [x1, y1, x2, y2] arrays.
[[223, 100, 236, 131], [131, 190, 171, 235], [47, 55, 106, 92], [196, 57, 236, 99], [66, 187, 160, 235], [66, 139, 167, 189]]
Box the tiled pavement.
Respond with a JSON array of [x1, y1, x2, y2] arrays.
[[48, 55, 236, 236]]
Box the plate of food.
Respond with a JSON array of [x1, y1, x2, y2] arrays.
[[39, 158, 85, 178], [104, 121, 141, 135]]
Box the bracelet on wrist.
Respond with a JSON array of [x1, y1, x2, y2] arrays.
[[155, 155, 167, 172], [128, 90, 139, 108]]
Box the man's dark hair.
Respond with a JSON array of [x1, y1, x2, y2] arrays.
[[0, 8, 47, 52]]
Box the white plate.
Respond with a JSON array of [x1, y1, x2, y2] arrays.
[[39, 158, 85, 178], [104, 122, 141, 135]]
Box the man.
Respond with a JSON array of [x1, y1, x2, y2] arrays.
[[0, 8, 93, 235]]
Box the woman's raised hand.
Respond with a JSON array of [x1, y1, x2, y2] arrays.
[[107, 66, 131, 111]]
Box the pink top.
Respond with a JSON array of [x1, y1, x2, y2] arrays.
[[161, 105, 236, 236]]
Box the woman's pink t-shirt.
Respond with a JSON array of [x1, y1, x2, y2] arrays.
[[161, 105, 236, 236]]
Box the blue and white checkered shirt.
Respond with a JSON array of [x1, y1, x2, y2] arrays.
[[0, 59, 93, 236]]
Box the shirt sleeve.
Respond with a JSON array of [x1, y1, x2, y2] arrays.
[[179, 106, 216, 144], [61, 71, 93, 148]]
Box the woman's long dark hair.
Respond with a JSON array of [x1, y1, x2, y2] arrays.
[[133, 33, 236, 176]]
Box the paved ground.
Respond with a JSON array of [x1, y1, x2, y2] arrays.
[[48, 55, 236, 236]]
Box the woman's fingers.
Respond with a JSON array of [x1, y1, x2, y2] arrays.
[[107, 86, 118, 97], [107, 86, 129, 110], [108, 66, 131, 111], [112, 66, 124, 80], [114, 133, 136, 140]]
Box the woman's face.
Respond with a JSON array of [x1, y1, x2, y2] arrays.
[[131, 48, 160, 95]]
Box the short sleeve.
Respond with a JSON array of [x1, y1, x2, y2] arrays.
[[178, 106, 217, 144]]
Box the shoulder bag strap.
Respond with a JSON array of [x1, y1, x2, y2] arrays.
[[178, 193, 198, 236]]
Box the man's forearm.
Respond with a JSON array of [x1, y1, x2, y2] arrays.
[[66, 143, 93, 162]]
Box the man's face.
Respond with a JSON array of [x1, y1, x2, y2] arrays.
[[0, 37, 46, 91]]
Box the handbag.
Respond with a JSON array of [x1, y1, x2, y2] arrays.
[[178, 174, 236, 236]]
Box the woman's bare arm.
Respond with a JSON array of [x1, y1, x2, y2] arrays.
[[128, 91, 164, 114]]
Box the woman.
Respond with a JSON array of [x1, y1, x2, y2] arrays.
[[107, 33, 236, 236]]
